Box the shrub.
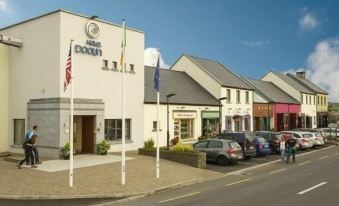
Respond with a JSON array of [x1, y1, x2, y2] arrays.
[[97, 140, 111, 155], [60, 142, 70, 160], [170, 143, 194, 152], [144, 138, 155, 149]]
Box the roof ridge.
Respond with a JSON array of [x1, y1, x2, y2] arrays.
[[242, 78, 273, 102], [287, 73, 328, 94]]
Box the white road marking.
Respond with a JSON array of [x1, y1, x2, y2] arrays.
[[269, 168, 287, 174], [298, 182, 327, 195], [298, 161, 311, 166], [225, 178, 251, 186], [319, 155, 329, 160], [159, 192, 200, 203]]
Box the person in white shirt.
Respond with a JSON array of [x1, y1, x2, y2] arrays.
[[280, 135, 287, 163]]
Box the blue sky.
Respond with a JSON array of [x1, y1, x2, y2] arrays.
[[1, 0, 339, 100]]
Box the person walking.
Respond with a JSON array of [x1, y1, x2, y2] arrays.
[[286, 136, 297, 163], [280, 135, 287, 163], [18, 135, 38, 169], [25, 125, 42, 164]]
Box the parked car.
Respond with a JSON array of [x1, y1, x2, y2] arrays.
[[318, 128, 339, 138], [215, 132, 256, 159], [253, 136, 271, 156], [281, 131, 314, 149], [192, 139, 243, 166], [291, 128, 325, 146], [254, 131, 283, 153]]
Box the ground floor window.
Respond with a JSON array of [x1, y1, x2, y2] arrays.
[[14, 119, 25, 145], [105, 119, 131, 141], [225, 116, 232, 132], [234, 118, 242, 132], [244, 115, 251, 131], [174, 119, 194, 140], [254, 117, 270, 131], [202, 118, 219, 137]]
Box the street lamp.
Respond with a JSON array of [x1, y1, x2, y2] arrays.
[[218, 97, 228, 134], [167, 93, 176, 148]]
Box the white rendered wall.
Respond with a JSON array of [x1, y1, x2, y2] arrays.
[[0, 44, 9, 152]]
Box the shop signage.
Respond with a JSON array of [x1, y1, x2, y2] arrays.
[[74, 21, 103, 56], [173, 112, 197, 119]]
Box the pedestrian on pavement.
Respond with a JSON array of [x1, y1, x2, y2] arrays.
[[24, 125, 42, 165], [280, 135, 287, 163], [285, 136, 297, 164], [18, 135, 38, 169]]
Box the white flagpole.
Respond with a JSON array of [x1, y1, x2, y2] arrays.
[[156, 49, 160, 179], [69, 39, 74, 187], [121, 20, 126, 185]]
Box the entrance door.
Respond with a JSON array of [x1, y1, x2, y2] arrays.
[[82, 116, 95, 153]]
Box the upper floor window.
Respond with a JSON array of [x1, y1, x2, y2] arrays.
[[317, 96, 320, 104], [309, 96, 311, 105], [226, 89, 231, 103], [301, 95, 304, 104], [306, 95, 308, 104], [236, 90, 241, 103], [321, 96, 323, 106], [324, 97, 327, 106], [245, 91, 249, 104], [313, 96, 316, 105]]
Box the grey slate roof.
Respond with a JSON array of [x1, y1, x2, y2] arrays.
[[287, 73, 328, 95], [144, 66, 219, 106], [243, 78, 300, 104], [184, 55, 253, 90], [270, 71, 315, 94]]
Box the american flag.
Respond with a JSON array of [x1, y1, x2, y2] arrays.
[[63, 43, 72, 92]]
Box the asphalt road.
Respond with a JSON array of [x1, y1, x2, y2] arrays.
[[106, 146, 339, 206], [1, 146, 337, 206]]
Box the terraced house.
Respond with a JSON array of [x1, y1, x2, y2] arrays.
[[171, 55, 254, 132], [242, 78, 301, 131], [262, 71, 317, 128], [287, 72, 328, 128]]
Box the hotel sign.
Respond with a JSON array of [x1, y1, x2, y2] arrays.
[[74, 21, 103, 56]]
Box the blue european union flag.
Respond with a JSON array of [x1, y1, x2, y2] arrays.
[[154, 57, 160, 92]]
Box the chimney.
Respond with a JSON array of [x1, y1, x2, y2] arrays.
[[296, 71, 306, 79]]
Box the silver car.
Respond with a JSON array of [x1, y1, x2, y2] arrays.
[[193, 139, 243, 166], [282, 131, 314, 149]]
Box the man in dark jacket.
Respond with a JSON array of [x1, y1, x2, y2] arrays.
[[285, 137, 297, 163], [18, 135, 38, 169]]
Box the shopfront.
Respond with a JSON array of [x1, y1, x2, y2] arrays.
[[201, 111, 220, 137], [173, 111, 196, 141]]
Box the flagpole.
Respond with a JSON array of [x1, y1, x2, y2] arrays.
[[121, 19, 126, 186], [156, 49, 160, 179], [69, 39, 74, 187]]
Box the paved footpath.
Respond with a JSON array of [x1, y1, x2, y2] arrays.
[[0, 151, 222, 199]]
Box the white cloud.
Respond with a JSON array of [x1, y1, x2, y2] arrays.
[[242, 40, 270, 47], [285, 39, 339, 101], [299, 12, 318, 31], [144, 48, 170, 69], [0, 0, 10, 12]]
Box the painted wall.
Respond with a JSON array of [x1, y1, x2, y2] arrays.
[[317, 94, 328, 112], [171, 56, 222, 99], [144, 104, 219, 147], [274, 104, 301, 113], [0, 44, 9, 152]]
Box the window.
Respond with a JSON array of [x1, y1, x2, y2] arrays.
[[112, 61, 118, 70], [313, 96, 316, 105], [194, 141, 208, 149], [244, 117, 250, 131], [130, 64, 135, 73], [152, 121, 161, 131], [309, 96, 311, 105], [14, 119, 25, 145], [321, 96, 323, 106], [306, 95, 308, 104], [102, 60, 108, 68], [245, 91, 249, 104], [208, 141, 222, 148], [226, 89, 231, 103], [317, 96, 320, 104], [236, 90, 240, 103], [105, 119, 131, 141], [301, 95, 304, 104], [324, 97, 327, 106], [225, 116, 232, 132]]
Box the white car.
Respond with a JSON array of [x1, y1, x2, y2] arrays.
[[281, 131, 314, 149]]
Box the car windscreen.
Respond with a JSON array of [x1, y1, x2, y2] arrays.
[[229, 141, 242, 149], [302, 134, 311, 138], [273, 134, 283, 141], [256, 137, 266, 143]]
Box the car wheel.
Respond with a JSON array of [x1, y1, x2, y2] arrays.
[[216, 156, 229, 166]]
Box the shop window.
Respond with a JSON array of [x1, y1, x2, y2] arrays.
[[225, 116, 232, 132], [105, 119, 131, 141], [14, 119, 25, 145]]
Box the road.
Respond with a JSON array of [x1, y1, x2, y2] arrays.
[[1, 146, 338, 206], [108, 146, 339, 206]]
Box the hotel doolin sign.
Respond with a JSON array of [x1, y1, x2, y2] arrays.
[[74, 21, 103, 56]]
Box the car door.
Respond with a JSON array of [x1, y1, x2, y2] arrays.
[[206, 140, 222, 161], [193, 141, 209, 154]]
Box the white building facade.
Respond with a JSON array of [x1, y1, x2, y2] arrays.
[[0, 10, 145, 158], [171, 55, 254, 132]]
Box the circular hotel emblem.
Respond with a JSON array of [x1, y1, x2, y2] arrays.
[[86, 21, 100, 39]]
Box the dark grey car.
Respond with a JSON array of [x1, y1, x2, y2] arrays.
[[193, 139, 243, 166]]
